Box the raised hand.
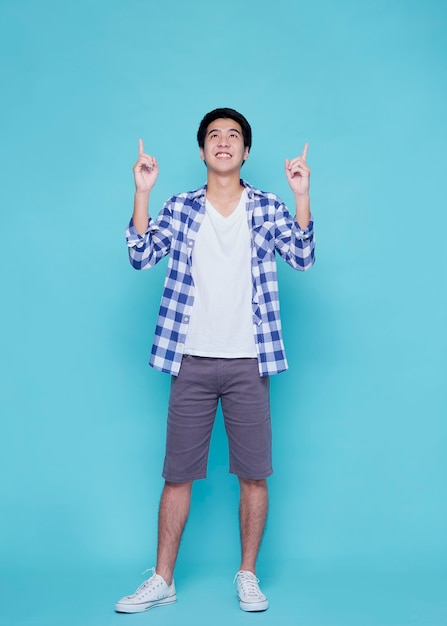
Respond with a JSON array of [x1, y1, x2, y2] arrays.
[[285, 143, 310, 196], [133, 138, 159, 193]]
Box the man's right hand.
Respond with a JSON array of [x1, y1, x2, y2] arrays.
[[133, 139, 159, 193]]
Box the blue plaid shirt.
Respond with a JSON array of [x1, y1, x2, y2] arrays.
[[126, 179, 315, 376]]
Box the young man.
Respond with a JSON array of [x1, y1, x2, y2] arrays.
[[116, 108, 315, 614]]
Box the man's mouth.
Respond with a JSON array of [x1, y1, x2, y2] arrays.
[[215, 152, 232, 159]]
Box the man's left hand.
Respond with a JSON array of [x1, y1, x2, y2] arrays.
[[285, 144, 310, 196]]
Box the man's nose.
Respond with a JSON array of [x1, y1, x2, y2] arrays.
[[218, 135, 230, 146]]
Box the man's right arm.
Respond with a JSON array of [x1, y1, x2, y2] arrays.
[[132, 138, 158, 235], [126, 138, 173, 270]]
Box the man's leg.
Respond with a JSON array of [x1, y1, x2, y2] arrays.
[[156, 480, 192, 585], [158, 356, 219, 584], [219, 358, 271, 575], [238, 477, 268, 574], [114, 480, 189, 613]]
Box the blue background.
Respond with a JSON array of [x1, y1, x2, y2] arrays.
[[1, 0, 446, 624]]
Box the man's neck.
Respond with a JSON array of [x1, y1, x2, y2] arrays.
[[205, 171, 244, 217], [206, 170, 243, 195]]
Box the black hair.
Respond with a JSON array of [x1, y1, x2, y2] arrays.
[[197, 108, 252, 151]]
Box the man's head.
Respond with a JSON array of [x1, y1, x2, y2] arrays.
[[197, 108, 252, 169], [197, 108, 252, 151]]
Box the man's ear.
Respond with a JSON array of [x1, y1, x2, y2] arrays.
[[200, 148, 205, 161], [243, 147, 249, 162]]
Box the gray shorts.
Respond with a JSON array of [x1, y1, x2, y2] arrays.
[[162, 355, 272, 482]]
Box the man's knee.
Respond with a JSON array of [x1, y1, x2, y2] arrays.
[[238, 477, 268, 491], [163, 480, 193, 493]]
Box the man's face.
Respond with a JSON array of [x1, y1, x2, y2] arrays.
[[200, 118, 249, 172]]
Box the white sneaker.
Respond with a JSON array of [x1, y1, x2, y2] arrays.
[[234, 570, 269, 612], [115, 568, 176, 613]]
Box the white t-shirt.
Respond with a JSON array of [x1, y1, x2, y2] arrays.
[[184, 189, 257, 358]]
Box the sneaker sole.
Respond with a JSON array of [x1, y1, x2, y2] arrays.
[[239, 599, 269, 612], [115, 594, 177, 613]]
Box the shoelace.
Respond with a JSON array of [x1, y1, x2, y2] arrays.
[[234, 571, 263, 597], [133, 568, 157, 594]]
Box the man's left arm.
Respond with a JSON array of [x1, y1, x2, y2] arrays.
[[285, 143, 311, 230], [272, 143, 315, 271]]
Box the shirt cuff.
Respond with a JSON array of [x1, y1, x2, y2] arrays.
[[294, 215, 314, 239], [126, 217, 159, 247]]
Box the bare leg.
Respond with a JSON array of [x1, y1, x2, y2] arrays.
[[238, 478, 268, 574], [155, 480, 192, 585]]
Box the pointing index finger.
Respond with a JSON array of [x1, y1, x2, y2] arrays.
[[301, 143, 309, 161], [138, 138, 144, 156]]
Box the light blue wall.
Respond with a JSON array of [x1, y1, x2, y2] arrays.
[[1, 0, 446, 576]]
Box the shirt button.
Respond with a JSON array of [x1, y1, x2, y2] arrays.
[[184, 316, 189, 323], [188, 240, 193, 246]]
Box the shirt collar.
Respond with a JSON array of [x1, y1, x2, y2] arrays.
[[189, 179, 264, 201]]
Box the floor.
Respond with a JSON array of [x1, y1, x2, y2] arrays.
[[2, 560, 446, 626]]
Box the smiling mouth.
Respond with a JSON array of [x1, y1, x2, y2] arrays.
[[215, 152, 232, 159]]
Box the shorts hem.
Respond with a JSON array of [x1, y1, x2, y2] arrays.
[[229, 468, 273, 480], [162, 472, 207, 483]]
